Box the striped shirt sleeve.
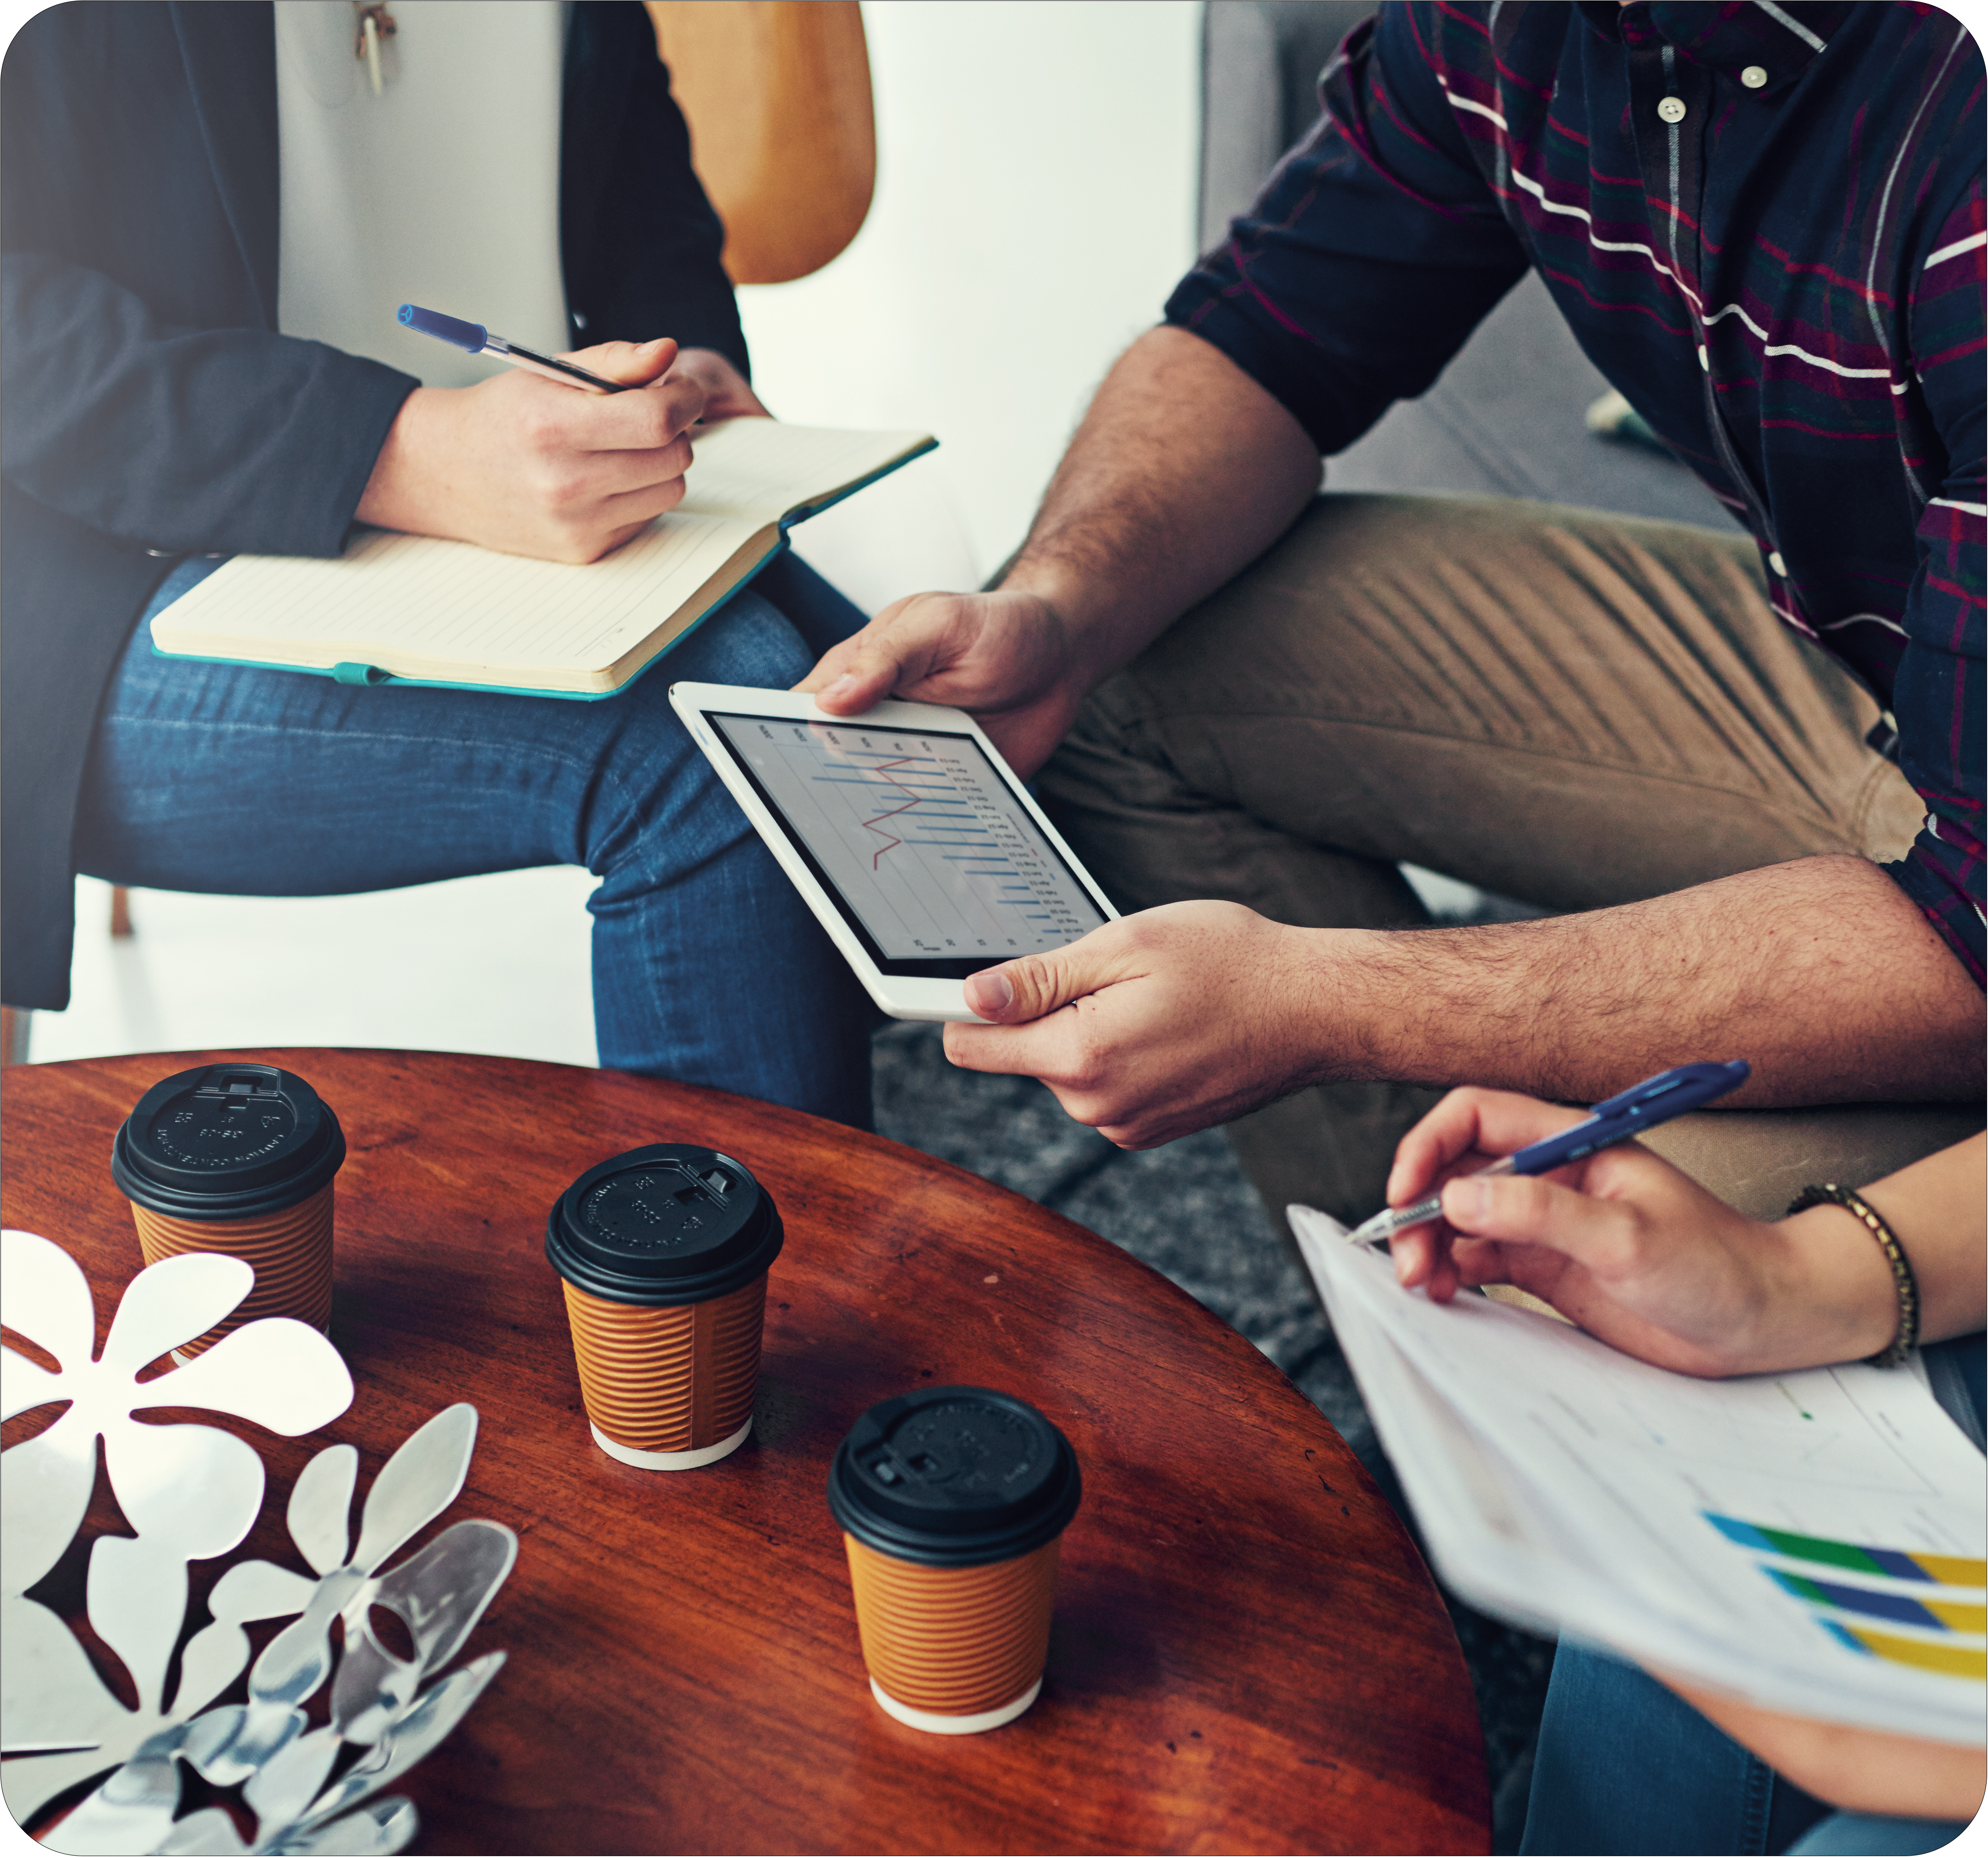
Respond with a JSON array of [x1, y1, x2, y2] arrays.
[[1887, 184, 1987, 985], [1163, 9, 1529, 455]]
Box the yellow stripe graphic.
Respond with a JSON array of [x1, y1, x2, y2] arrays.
[[1923, 1599, 1988, 1634], [1846, 1626, 1988, 1679], [1914, 1554, 1988, 1588]]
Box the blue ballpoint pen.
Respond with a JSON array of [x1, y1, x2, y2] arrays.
[[397, 303, 631, 394], [1342, 1059, 1752, 1246]]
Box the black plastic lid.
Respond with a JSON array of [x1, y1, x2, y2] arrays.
[[111, 1063, 345, 1220], [545, 1144, 782, 1305], [827, 1386, 1082, 1567]]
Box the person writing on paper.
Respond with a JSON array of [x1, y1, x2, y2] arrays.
[[1389, 1096, 1986, 1855], [797, 2, 1984, 1229], [2, 3, 874, 1123]]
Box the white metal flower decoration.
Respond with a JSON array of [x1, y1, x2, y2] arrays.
[[0, 1232, 517, 1854], [1, 1229, 355, 1601], [191, 1406, 516, 1767]]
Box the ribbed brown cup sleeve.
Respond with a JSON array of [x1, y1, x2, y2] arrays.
[[563, 1271, 767, 1452], [130, 1183, 335, 1355], [843, 1533, 1061, 1716]]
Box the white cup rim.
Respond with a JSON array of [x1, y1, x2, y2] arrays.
[[590, 1416, 752, 1469]]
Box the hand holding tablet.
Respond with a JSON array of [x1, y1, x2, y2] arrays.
[[669, 684, 1118, 1020]]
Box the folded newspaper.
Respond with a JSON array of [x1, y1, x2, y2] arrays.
[[1289, 1206, 1986, 1746]]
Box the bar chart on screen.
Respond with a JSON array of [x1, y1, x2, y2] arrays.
[[709, 716, 1106, 959]]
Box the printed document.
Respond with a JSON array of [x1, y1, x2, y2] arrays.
[[1289, 1207, 1986, 1744]]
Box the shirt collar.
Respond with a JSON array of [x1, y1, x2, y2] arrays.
[[1576, 1, 1855, 90]]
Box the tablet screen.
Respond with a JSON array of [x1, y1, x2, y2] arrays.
[[705, 713, 1109, 976]]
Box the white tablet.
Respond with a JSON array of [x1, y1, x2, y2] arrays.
[[669, 683, 1119, 1020]]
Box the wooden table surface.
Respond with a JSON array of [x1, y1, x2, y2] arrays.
[[1, 1050, 1488, 1855]]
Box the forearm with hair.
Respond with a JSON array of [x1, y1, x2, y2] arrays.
[[1307, 854, 1984, 1106], [1001, 327, 1320, 683]]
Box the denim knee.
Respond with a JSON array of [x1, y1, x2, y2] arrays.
[[578, 592, 813, 881], [665, 590, 814, 693]]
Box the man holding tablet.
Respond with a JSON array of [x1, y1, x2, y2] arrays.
[[671, 686, 1117, 1023], [795, 1, 1984, 1224]]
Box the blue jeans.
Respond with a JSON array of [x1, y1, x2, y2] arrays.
[[74, 553, 877, 1125], [1521, 1646, 1971, 1855]]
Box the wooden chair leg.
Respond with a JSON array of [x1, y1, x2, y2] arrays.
[[110, 885, 134, 937], [0, 1005, 29, 1066]]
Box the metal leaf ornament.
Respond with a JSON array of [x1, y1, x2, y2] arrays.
[[190, 1406, 515, 1768], [49, 1650, 508, 1857], [2, 1230, 354, 1821], [4, 1395, 514, 1853], [1, 1230, 355, 1598]]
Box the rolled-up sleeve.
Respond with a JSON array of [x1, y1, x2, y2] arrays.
[[1886, 186, 1986, 986], [1164, 8, 1529, 455]]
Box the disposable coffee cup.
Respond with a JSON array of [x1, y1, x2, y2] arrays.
[[828, 1386, 1082, 1734], [110, 1062, 345, 1357], [545, 1144, 782, 1470]]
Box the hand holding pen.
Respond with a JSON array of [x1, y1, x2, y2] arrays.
[[1371, 1063, 1774, 1366], [1366, 1064, 1963, 1381], [356, 324, 705, 563], [397, 304, 771, 420], [1347, 1061, 1751, 1246]]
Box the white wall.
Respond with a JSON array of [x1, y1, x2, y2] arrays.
[[749, 0, 1203, 592]]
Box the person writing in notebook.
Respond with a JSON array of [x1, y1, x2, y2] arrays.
[[1386, 1096, 1986, 1854], [798, 2, 1984, 1221], [2, 3, 874, 1123]]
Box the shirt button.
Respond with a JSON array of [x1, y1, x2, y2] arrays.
[[1741, 65, 1769, 89], [1657, 96, 1688, 124], [1768, 551, 1788, 577]]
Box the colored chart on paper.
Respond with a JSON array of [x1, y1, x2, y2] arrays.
[[1293, 1221, 1988, 1740], [1819, 1621, 1988, 1679], [1708, 1512, 1988, 1684], [1705, 1513, 1988, 1587], [1766, 1568, 1988, 1634], [710, 715, 1107, 960]]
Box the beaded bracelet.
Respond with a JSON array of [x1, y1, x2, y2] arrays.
[[1786, 1183, 1920, 1369]]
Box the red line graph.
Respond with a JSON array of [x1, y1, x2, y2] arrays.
[[860, 759, 926, 869]]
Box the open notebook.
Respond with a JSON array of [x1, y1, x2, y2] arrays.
[[148, 421, 935, 698]]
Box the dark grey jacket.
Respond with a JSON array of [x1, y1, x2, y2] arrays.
[[0, 1, 746, 1007]]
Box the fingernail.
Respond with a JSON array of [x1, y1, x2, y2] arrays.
[[823, 674, 860, 702], [970, 970, 1014, 1016], [1448, 1178, 1488, 1221]]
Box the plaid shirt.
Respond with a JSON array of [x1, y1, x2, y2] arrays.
[[1167, 1, 1985, 984]]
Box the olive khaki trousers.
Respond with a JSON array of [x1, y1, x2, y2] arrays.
[[1035, 495, 1982, 1232]]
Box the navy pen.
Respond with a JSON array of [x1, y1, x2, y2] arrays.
[[397, 304, 631, 394], [1343, 1059, 1752, 1246]]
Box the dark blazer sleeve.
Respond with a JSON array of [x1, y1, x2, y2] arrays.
[[0, 3, 418, 559], [0, 255, 416, 558], [559, 1, 751, 377]]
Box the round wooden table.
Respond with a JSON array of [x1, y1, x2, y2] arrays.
[[1, 1051, 1488, 1854]]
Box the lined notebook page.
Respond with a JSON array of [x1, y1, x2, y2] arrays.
[[152, 511, 753, 680], [680, 421, 932, 522]]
